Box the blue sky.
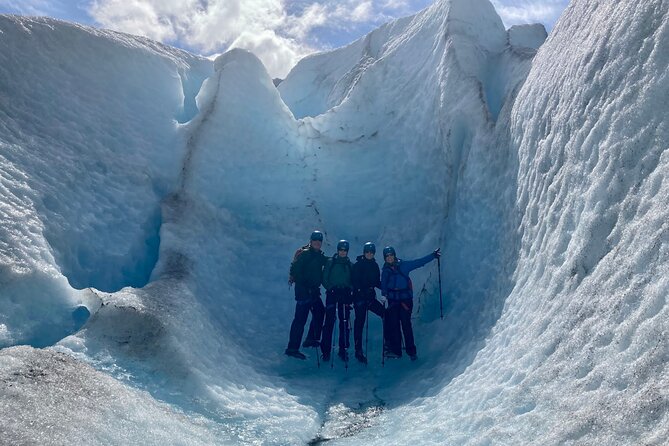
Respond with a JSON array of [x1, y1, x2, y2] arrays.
[[0, 0, 569, 77]]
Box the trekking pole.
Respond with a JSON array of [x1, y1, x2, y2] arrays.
[[331, 313, 337, 369], [437, 256, 443, 320], [316, 345, 320, 368], [381, 313, 386, 367], [345, 315, 349, 372], [344, 305, 350, 372], [365, 306, 369, 367]]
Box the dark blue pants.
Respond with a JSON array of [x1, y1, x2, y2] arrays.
[[321, 287, 352, 355], [353, 291, 385, 353], [385, 300, 415, 356], [287, 286, 324, 351]]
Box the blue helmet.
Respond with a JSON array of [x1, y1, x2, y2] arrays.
[[310, 230, 324, 242], [382, 246, 396, 258], [363, 242, 376, 254], [337, 240, 350, 251]]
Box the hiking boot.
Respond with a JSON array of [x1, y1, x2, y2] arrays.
[[285, 349, 306, 360], [409, 354, 417, 361], [302, 339, 320, 348], [338, 348, 349, 362], [355, 351, 368, 364], [322, 352, 331, 362], [384, 350, 401, 359]]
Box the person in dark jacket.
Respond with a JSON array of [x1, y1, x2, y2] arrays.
[[320, 240, 353, 362], [381, 246, 440, 360], [351, 242, 386, 364], [285, 230, 327, 360]]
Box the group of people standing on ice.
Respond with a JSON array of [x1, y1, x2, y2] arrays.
[[285, 230, 440, 364]]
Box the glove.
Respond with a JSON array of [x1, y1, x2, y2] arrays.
[[433, 248, 441, 259], [378, 295, 388, 308]]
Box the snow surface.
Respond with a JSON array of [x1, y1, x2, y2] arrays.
[[1, 0, 668, 444]]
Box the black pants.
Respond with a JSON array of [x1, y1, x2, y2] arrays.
[[353, 291, 385, 353], [287, 286, 324, 351], [321, 287, 352, 355], [385, 300, 415, 356]]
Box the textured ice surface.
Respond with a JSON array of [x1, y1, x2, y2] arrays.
[[1, 0, 668, 444], [0, 346, 230, 445]]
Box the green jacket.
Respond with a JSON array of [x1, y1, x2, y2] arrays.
[[322, 255, 352, 290]]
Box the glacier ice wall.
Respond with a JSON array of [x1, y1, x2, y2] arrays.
[[346, 1, 669, 444], [1, 0, 668, 444]]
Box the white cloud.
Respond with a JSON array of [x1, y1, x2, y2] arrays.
[[351, 2, 374, 22], [87, 0, 317, 77], [229, 30, 307, 79], [284, 3, 328, 40], [85, 0, 411, 77], [89, 0, 177, 41], [491, 0, 569, 29], [74, 1, 569, 77], [382, 0, 411, 10]]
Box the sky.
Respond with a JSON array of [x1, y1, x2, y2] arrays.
[[0, 0, 570, 78]]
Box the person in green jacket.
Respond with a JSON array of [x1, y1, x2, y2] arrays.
[[320, 240, 353, 362]]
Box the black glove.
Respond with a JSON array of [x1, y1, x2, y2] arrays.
[[433, 248, 441, 259]]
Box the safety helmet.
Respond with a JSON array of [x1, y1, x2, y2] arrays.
[[363, 242, 376, 254], [337, 240, 350, 251], [310, 230, 324, 242], [382, 246, 396, 258]]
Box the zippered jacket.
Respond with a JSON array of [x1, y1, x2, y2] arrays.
[[352, 255, 380, 298], [290, 247, 326, 289], [381, 253, 435, 300], [322, 255, 352, 290]]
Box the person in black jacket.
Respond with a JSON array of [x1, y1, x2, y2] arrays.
[[351, 242, 386, 364], [285, 230, 327, 360]]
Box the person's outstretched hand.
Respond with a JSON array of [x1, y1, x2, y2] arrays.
[[433, 248, 441, 259]]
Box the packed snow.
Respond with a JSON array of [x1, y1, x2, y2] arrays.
[[1, 0, 668, 444]]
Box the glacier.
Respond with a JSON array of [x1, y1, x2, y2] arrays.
[[0, 0, 667, 444]]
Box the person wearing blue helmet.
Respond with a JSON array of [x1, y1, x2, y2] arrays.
[[285, 230, 327, 360], [351, 242, 385, 364], [320, 239, 353, 362], [381, 245, 440, 360]]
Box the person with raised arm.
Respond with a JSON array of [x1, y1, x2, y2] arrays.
[[381, 246, 440, 361]]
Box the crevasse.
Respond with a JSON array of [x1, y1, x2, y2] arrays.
[[0, 0, 667, 444]]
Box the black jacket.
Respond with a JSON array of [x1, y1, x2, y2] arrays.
[[290, 247, 327, 289], [351, 255, 380, 298]]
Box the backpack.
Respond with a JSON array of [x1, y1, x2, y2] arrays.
[[326, 255, 352, 279], [289, 244, 310, 284], [293, 244, 310, 262]]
